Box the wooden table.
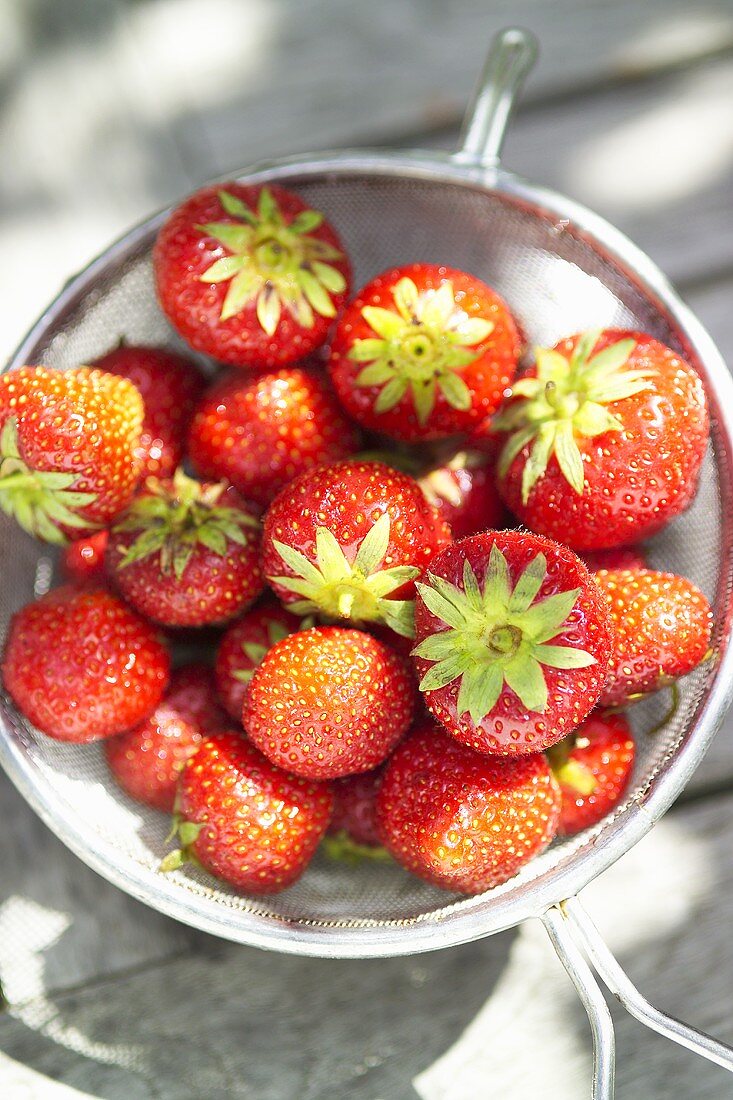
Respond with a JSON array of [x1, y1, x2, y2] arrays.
[[1, 2, 733, 1096]]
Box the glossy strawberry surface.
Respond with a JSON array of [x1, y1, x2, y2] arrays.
[[92, 344, 205, 480], [329, 263, 520, 441], [2, 585, 169, 742], [242, 626, 415, 779], [376, 721, 560, 894], [172, 731, 333, 893], [549, 711, 635, 836], [154, 183, 351, 368], [594, 568, 712, 706], [105, 663, 226, 811], [215, 598, 304, 721], [61, 530, 110, 584], [188, 365, 361, 509]]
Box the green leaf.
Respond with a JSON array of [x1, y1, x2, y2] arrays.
[[416, 579, 473, 631], [232, 669, 255, 684], [554, 420, 585, 495], [584, 337, 636, 379], [243, 642, 268, 663], [298, 269, 336, 318], [411, 379, 436, 426], [197, 526, 228, 555], [311, 261, 346, 292], [289, 209, 324, 234], [521, 421, 556, 503], [497, 424, 537, 479], [374, 376, 408, 414], [508, 552, 547, 614], [412, 630, 463, 661], [418, 281, 454, 327], [392, 277, 420, 321], [267, 621, 292, 645], [553, 758, 597, 795], [315, 526, 352, 581], [218, 191, 257, 223], [451, 316, 493, 346], [173, 542, 194, 580], [178, 821, 204, 847], [504, 655, 548, 712], [267, 576, 319, 599], [350, 340, 389, 367], [516, 587, 581, 644], [535, 347, 571, 382], [483, 543, 512, 612], [366, 565, 420, 598], [272, 539, 324, 586], [362, 306, 404, 340], [463, 663, 504, 725], [586, 370, 655, 405], [419, 652, 472, 692], [533, 644, 597, 669], [380, 599, 416, 638], [570, 329, 602, 371], [353, 512, 390, 576], [437, 371, 472, 412], [256, 285, 283, 335], [257, 187, 281, 224], [0, 417, 20, 459], [33, 471, 78, 491], [286, 291, 314, 329], [573, 402, 623, 438], [462, 558, 482, 612], [198, 223, 252, 254], [221, 268, 260, 321], [355, 363, 395, 389], [200, 255, 246, 284]]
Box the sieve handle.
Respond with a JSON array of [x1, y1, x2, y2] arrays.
[[543, 897, 733, 1098], [454, 27, 538, 170]]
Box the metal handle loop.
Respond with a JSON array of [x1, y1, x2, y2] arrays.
[[454, 27, 538, 169]]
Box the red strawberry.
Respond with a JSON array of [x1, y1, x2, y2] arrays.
[[92, 344, 205, 480], [412, 531, 613, 755], [376, 721, 560, 894], [154, 183, 351, 368], [0, 366, 143, 543], [61, 530, 110, 584], [242, 626, 415, 779], [493, 329, 709, 549], [593, 568, 712, 706], [215, 598, 306, 721], [2, 585, 169, 742], [162, 731, 333, 894], [106, 470, 262, 627], [548, 711, 635, 836], [582, 546, 647, 573], [187, 365, 361, 509], [328, 765, 385, 848], [262, 460, 452, 638], [328, 263, 520, 441], [105, 663, 226, 811], [418, 450, 506, 538]]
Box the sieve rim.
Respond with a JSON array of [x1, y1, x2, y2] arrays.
[[3, 150, 733, 958]]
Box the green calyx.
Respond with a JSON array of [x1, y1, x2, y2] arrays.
[[159, 818, 204, 874], [546, 738, 597, 796], [232, 614, 314, 684], [321, 831, 392, 866], [493, 330, 653, 502], [348, 277, 494, 426], [113, 468, 259, 580], [413, 544, 597, 724], [0, 417, 98, 544], [198, 188, 346, 334], [269, 512, 418, 638]]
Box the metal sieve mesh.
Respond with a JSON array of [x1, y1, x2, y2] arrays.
[[1, 161, 732, 957]]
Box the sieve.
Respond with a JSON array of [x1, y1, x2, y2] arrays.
[[1, 28, 733, 1098]]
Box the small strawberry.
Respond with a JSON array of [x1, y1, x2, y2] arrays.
[[92, 344, 205, 480], [328, 263, 520, 441], [214, 598, 306, 721], [418, 450, 506, 538], [61, 530, 110, 584], [187, 365, 361, 509], [162, 731, 333, 894], [0, 366, 143, 543], [593, 568, 712, 706], [548, 711, 635, 836], [376, 721, 560, 894], [262, 460, 452, 638], [582, 546, 647, 573], [242, 626, 415, 779], [412, 531, 613, 755], [105, 663, 226, 811], [106, 469, 262, 627], [328, 765, 385, 848], [2, 585, 169, 742], [154, 183, 351, 368], [493, 329, 709, 549]]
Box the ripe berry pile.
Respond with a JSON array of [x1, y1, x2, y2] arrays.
[[0, 182, 714, 898]]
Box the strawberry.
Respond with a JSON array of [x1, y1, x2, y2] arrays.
[[2, 585, 169, 742], [262, 460, 452, 638], [0, 366, 143, 543], [328, 765, 385, 848], [493, 329, 709, 550], [106, 469, 262, 627], [105, 663, 226, 811], [548, 711, 635, 836], [61, 530, 110, 584], [187, 365, 361, 509], [328, 263, 520, 441], [412, 531, 613, 755], [418, 450, 506, 538], [376, 721, 560, 894], [154, 183, 351, 368], [582, 546, 647, 573], [162, 731, 333, 893], [214, 598, 306, 721], [242, 626, 415, 779], [92, 344, 205, 480], [593, 568, 712, 706]]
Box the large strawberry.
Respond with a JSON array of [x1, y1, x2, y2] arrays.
[[242, 626, 415, 779], [262, 460, 451, 638], [2, 585, 170, 742], [328, 263, 520, 442], [106, 470, 262, 627], [154, 183, 351, 368], [548, 711, 635, 836], [214, 598, 306, 721], [593, 567, 712, 706], [162, 731, 333, 894], [0, 366, 143, 543], [376, 721, 560, 894], [418, 450, 506, 538], [92, 344, 205, 480], [493, 329, 709, 549], [187, 365, 361, 509], [105, 663, 226, 811], [412, 531, 613, 755]]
